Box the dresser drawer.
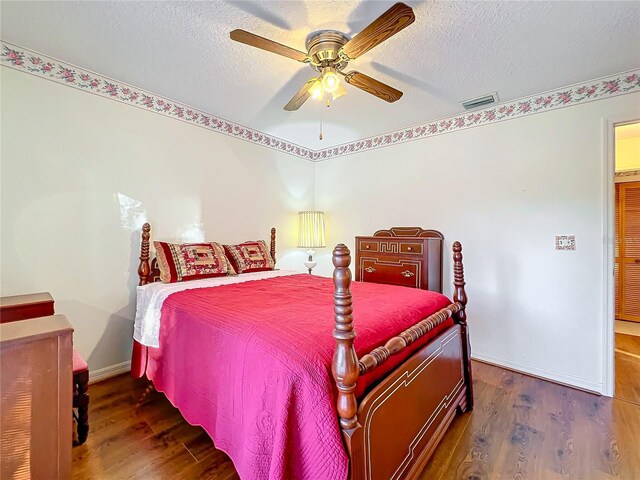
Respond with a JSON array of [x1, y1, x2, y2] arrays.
[[399, 242, 423, 254], [359, 240, 379, 253], [359, 257, 421, 289]]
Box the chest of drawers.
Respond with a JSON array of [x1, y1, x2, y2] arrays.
[[355, 227, 443, 293], [1, 315, 73, 479]]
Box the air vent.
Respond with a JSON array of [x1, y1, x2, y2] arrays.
[[461, 92, 498, 110]]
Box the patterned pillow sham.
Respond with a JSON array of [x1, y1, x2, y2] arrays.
[[224, 255, 238, 276], [154, 241, 230, 283], [223, 240, 275, 274]]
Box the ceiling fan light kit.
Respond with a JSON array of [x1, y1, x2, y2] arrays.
[[321, 67, 340, 93], [230, 2, 415, 111]]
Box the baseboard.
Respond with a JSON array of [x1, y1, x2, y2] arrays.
[[471, 351, 603, 395], [89, 360, 131, 384]]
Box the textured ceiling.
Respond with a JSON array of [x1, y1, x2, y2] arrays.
[[2, 1, 639, 150]]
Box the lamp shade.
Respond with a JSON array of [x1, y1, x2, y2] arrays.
[[297, 211, 326, 248]]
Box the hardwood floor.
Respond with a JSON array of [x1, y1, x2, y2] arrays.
[[73, 361, 640, 480], [420, 361, 640, 480], [615, 332, 640, 406], [72, 378, 239, 480]]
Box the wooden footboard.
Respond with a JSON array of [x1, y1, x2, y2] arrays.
[[331, 242, 473, 480]]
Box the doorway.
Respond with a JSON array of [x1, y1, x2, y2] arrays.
[[613, 122, 640, 405]]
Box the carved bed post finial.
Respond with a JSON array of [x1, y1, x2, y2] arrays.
[[138, 223, 151, 286], [331, 244, 359, 431], [270, 227, 276, 264], [452, 241, 473, 411], [452, 241, 467, 322]]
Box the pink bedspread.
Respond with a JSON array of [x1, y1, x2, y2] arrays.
[[145, 274, 452, 480]]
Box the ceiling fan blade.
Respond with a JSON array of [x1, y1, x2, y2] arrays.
[[284, 78, 319, 111], [342, 71, 403, 103], [341, 3, 415, 60], [230, 29, 308, 62]]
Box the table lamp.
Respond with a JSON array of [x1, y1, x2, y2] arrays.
[[297, 211, 326, 274]]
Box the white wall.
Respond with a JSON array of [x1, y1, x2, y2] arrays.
[[314, 93, 640, 393], [3, 62, 639, 392], [0, 68, 314, 376]]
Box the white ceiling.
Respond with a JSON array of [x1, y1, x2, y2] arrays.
[[2, 1, 639, 150]]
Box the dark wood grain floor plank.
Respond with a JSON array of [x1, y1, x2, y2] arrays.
[[543, 386, 579, 478], [498, 372, 546, 480], [614, 399, 640, 479], [446, 364, 518, 480], [176, 449, 240, 480], [417, 412, 472, 479]]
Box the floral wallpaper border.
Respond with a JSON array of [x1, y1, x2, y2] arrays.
[[2, 41, 639, 162], [312, 69, 640, 161], [0, 41, 315, 160]]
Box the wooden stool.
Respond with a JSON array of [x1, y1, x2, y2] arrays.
[[73, 349, 89, 445], [0, 292, 89, 445]]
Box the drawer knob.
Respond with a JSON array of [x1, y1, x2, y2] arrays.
[[401, 270, 415, 278], [407, 246, 412, 251], [365, 245, 370, 249], [365, 266, 376, 273]]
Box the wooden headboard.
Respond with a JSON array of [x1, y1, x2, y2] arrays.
[[137, 223, 277, 286]]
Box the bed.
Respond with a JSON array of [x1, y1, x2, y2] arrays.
[[131, 223, 473, 480]]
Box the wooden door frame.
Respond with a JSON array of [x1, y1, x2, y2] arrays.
[[602, 115, 640, 397]]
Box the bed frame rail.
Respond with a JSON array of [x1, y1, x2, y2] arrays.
[[358, 302, 462, 376]]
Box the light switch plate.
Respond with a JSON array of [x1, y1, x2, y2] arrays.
[[555, 234, 576, 250]]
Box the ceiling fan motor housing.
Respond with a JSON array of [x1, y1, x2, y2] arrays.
[[305, 30, 350, 71]]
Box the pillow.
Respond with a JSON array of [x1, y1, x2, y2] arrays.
[[224, 240, 275, 274], [154, 241, 229, 283], [224, 255, 238, 276]]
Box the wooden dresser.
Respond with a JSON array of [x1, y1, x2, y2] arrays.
[[1, 315, 73, 480], [0, 292, 90, 446], [355, 227, 443, 292]]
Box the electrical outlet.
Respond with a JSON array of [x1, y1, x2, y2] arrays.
[[555, 235, 576, 250]]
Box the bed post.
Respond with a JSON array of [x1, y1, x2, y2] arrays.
[[270, 227, 276, 264], [132, 222, 152, 379], [138, 223, 151, 286], [331, 244, 360, 431], [453, 241, 473, 411]]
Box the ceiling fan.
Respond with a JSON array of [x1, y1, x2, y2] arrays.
[[230, 2, 415, 111]]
